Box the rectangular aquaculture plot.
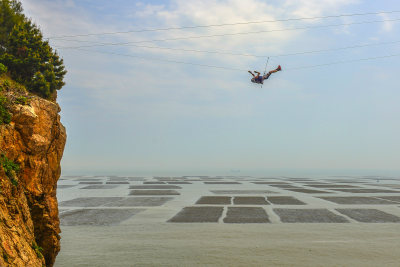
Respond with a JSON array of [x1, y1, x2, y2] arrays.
[[300, 182, 329, 185], [223, 207, 270, 223], [374, 196, 400, 203], [126, 177, 146, 181], [211, 190, 277, 194], [168, 207, 224, 223], [59, 197, 124, 207], [318, 197, 397, 205], [57, 185, 77, 189], [106, 181, 130, 184], [367, 184, 400, 189], [60, 209, 144, 226], [129, 185, 182, 189], [252, 182, 290, 184], [336, 209, 400, 223], [204, 182, 241, 184], [286, 188, 332, 194], [232, 197, 269, 205], [327, 180, 366, 183], [81, 185, 119, 189], [108, 177, 128, 181], [195, 196, 231, 205], [274, 209, 348, 223], [306, 184, 361, 188], [267, 196, 306, 205], [330, 189, 400, 193], [129, 190, 180, 196], [268, 185, 303, 189], [104, 197, 173, 207]]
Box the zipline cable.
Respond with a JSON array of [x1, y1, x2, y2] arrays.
[[58, 47, 400, 72], [54, 40, 400, 59], [56, 18, 400, 49], [62, 48, 247, 72], [285, 53, 400, 70], [48, 10, 400, 39]]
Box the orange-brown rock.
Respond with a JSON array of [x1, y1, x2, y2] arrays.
[[0, 97, 66, 267]]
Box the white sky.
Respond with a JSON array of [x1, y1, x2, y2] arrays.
[[20, 0, 400, 176]]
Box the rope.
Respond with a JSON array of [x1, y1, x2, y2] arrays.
[[263, 57, 270, 75], [285, 53, 400, 70], [51, 40, 400, 59], [56, 18, 400, 49], [261, 57, 270, 88], [48, 10, 400, 39], [66, 48, 247, 72], [60, 48, 400, 73]]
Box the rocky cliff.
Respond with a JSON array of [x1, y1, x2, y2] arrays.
[[0, 96, 66, 266]]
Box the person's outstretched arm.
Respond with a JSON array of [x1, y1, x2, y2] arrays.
[[248, 70, 255, 77]]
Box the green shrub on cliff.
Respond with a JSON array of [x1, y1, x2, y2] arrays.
[[15, 95, 29, 105], [32, 241, 44, 259], [0, 0, 67, 99], [0, 63, 7, 74], [1, 79, 10, 90], [2, 252, 9, 263], [0, 153, 19, 187], [0, 153, 19, 177], [0, 94, 11, 124]]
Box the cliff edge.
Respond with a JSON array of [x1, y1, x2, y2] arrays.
[[0, 96, 66, 266]]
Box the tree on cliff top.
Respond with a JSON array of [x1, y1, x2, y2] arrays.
[[0, 0, 66, 99]]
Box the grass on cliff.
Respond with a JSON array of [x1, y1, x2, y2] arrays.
[[0, 74, 29, 189], [0, 153, 20, 187], [0, 94, 11, 124], [2, 252, 8, 263], [31, 241, 44, 259], [0, 73, 31, 125]]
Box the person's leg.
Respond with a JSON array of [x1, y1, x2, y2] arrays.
[[269, 65, 282, 73], [264, 65, 282, 77], [263, 72, 271, 80]]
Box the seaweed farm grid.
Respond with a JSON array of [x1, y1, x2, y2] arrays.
[[57, 175, 400, 225]]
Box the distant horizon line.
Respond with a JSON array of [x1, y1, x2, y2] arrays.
[[60, 168, 400, 178]]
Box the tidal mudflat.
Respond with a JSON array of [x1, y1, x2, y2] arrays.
[[55, 175, 400, 266]]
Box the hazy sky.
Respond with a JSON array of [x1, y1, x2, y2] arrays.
[[20, 0, 400, 176]]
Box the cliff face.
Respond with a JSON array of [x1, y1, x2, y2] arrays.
[[0, 97, 66, 266]]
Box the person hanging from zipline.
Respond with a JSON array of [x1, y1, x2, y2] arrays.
[[248, 65, 281, 84]]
